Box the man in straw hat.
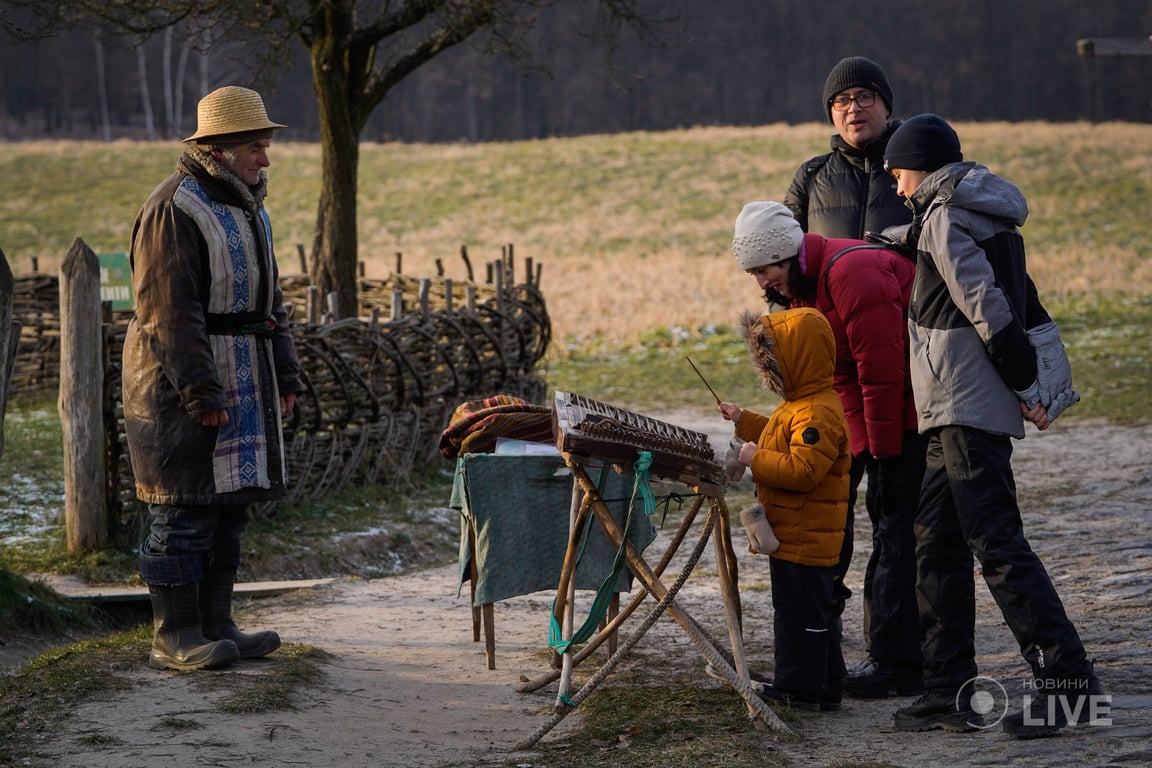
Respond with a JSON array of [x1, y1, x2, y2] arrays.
[[122, 86, 304, 671]]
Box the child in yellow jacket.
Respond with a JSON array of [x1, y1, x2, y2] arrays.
[[720, 306, 851, 711]]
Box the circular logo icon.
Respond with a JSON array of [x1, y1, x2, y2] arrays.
[[956, 676, 1008, 729]]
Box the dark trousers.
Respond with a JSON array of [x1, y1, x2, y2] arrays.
[[831, 454, 866, 618], [915, 426, 1089, 691], [866, 431, 927, 669], [835, 432, 926, 668], [770, 557, 845, 696], [140, 503, 250, 586]]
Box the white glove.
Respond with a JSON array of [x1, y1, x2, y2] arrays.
[[1027, 321, 1080, 421], [1046, 387, 1081, 422], [723, 435, 746, 483], [739, 504, 779, 555]]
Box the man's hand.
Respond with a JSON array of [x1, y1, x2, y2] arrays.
[[1028, 321, 1079, 421], [1014, 381, 1041, 411], [195, 408, 229, 427], [281, 392, 296, 415], [1020, 400, 1050, 431], [1046, 388, 1080, 422]]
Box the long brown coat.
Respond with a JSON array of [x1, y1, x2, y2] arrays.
[[122, 149, 303, 505]]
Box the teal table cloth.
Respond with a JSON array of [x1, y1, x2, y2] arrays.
[[452, 453, 657, 606]]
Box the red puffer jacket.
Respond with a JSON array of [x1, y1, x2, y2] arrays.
[[791, 233, 916, 459]]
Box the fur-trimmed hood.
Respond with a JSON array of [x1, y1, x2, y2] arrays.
[[739, 307, 836, 401]]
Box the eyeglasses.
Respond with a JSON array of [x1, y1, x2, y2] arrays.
[[830, 91, 877, 112]]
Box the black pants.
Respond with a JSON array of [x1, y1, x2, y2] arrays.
[[915, 426, 1089, 691], [770, 557, 845, 696], [835, 432, 926, 668], [867, 431, 927, 669]]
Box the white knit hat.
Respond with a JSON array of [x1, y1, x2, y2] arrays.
[[183, 86, 286, 143], [732, 201, 803, 270]]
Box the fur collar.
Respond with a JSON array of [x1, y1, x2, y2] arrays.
[[739, 309, 784, 398]]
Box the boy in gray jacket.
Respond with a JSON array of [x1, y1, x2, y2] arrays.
[[882, 113, 1101, 738]]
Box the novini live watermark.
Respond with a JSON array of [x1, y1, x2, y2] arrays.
[[958, 675, 1112, 729]]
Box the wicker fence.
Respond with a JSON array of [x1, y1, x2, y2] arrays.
[[11, 248, 551, 532]]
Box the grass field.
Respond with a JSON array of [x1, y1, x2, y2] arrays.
[[1, 125, 1150, 765], [2, 122, 1150, 358]]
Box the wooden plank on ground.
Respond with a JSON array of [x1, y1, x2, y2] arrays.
[[32, 574, 339, 603]]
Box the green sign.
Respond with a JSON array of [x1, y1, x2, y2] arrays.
[[99, 252, 134, 311]]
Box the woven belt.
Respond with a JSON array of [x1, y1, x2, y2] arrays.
[[204, 312, 277, 336]]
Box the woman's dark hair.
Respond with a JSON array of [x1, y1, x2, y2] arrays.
[[761, 258, 815, 307]]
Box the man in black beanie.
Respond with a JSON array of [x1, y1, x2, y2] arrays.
[[785, 56, 906, 239], [782, 55, 926, 702], [884, 113, 1100, 738]]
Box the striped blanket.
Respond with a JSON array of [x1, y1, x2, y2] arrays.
[[438, 395, 553, 459]]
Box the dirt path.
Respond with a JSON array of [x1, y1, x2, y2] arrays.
[[17, 417, 1152, 767]]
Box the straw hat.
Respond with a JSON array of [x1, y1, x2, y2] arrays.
[[183, 86, 286, 143]]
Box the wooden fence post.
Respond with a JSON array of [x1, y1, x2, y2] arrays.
[[58, 237, 107, 553], [0, 246, 20, 461]]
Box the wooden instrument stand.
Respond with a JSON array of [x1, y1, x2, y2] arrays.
[[514, 454, 791, 748]]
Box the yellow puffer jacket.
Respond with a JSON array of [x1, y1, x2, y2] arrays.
[[733, 307, 851, 567]]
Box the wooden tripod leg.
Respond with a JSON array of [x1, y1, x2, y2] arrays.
[[555, 480, 582, 707], [516, 504, 721, 750], [549, 485, 593, 670], [516, 494, 707, 694], [570, 463, 790, 734], [712, 497, 749, 684]]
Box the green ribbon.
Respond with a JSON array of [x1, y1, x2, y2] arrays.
[[548, 452, 656, 705]]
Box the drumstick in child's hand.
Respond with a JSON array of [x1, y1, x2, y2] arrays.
[[685, 356, 722, 405]]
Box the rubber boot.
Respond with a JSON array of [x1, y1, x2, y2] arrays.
[[200, 568, 281, 659], [148, 584, 240, 671]]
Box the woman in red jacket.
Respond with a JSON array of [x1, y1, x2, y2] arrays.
[[732, 201, 925, 698]]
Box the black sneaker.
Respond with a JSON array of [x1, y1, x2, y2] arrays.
[[843, 662, 924, 698], [1001, 672, 1107, 739], [758, 682, 841, 713], [894, 690, 983, 732]]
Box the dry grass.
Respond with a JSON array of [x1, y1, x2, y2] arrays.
[[3, 122, 1149, 355]]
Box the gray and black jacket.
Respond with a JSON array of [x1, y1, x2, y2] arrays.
[[904, 162, 1050, 438]]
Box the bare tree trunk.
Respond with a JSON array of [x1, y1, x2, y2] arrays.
[[307, 16, 362, 319], [173, 38, 193, 137], [58, 238, 107, 553], [0, 246, 19, 461], [137, 44, 156, 140], [198, 44, 209, 95], [93, 30, 112, 142], [162, 26, 175, 137]]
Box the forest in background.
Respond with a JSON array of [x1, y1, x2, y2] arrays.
[[2, 0, 1151, 143]]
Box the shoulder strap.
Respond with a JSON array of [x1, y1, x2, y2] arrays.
[[802, 153, 832, 191], [822, 244, 888, 309]]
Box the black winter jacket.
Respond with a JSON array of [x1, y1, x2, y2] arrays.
[[784, 123, 910, 239]]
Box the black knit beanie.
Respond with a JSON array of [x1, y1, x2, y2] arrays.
[[822, 56, 894, 122], [883, 113, 963, 172]]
